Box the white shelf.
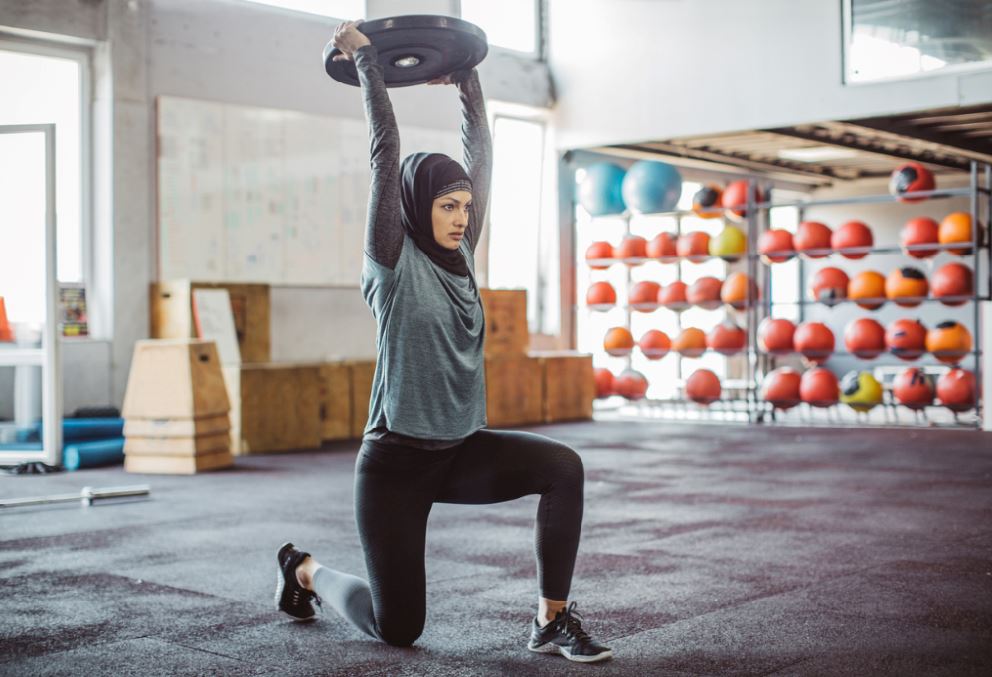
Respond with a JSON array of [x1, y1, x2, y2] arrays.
[[0, 348, 44, 367]]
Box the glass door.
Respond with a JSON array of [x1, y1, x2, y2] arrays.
[[0, 124, 62, 466]]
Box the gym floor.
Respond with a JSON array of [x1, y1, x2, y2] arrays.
[[1, 421, 990, 677]]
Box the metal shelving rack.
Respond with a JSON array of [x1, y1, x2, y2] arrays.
[[578, 160, 991, 430]]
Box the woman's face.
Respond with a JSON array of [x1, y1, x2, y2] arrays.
[[431, 190, 473, 250]]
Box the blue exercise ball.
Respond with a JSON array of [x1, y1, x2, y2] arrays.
[[578, 163, 627, 216], [621, 161, 683, 214]]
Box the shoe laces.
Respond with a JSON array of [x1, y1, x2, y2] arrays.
[[555, 601, 591, 644]]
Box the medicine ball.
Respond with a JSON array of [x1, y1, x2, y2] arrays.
[[840, 370, 883, 413], [687, 276, 724, 309], [900, 217, 940, 258], [629, 281, 662, 311], [676, 231, 711, 263], [926, 321, 972, 364], [843, 318, 886, 359], [810, 267, 850, 306], [794, 221, 833, 258], [885, 318, 927, 361], [706, 320, 746, 355], [800, 368, 840, 407], [938, 212, 975, 256], [936, 369, 977, 412], [721, 179, 764, 221], [686, 369, 721, 404], [616, 235, 648, 263], [692, 183, 723, 218], [758, 228, 795, 263], [721, 272, 759, 310], [794, 321, 835, 364], [889, 162, 935, 203], [848, 270, 887, 310], [586, 281, 617, 309], [885, 267, 928, 307], [673, 327, 707, 357], [614, 369, 648, 400], [762, 367, 802, 410], [931, 262, 973, 306], [832, 220, 873, 259], [594, 368, 615, 398], [646, 232, 677, 262], [603, 327, 635, 356], [585, 241, 614, 269], [578, 163, 626, 216], [893, 367, 934, 409], [638, 329, 671, 360], [658, 280, 689, 310], [758, 318, 796, 354], [709, 225, 747, 262], [621, 160, 682, 214]]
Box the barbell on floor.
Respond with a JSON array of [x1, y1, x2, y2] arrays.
[[0, 484, 151, 509]]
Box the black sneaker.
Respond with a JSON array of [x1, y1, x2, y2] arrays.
[[528, 602, 613, 663], [274, 542, 322, 621]]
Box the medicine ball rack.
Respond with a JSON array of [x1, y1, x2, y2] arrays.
[[576, 160, 991, 430]]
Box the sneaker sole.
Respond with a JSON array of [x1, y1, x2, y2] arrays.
[[528, 641, 613, 663]]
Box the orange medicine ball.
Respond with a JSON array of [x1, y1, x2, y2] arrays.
[[900, 217, 940, 258], [616, 235, 648, 264], [938, 212, 974, 256], [848, 270, 887, 310], [893, 368, 934, 409], [762, 367, 802, 410], [639, 330, 671, 359], [885, 267, 928, 307], [721, 272, 759, 310], [593, 368, 615, 398], [844, 318, 886, 359], [794, 321, 835, 364], [629, 281, 662, 311], [810, 267, 850, 305], [603, 327, 635, 356], [658, 280, 689, 309], [692, 184, 724, 219], [686, 369, 722, 404], [885, 318, 927, 361], [673, 327, 707, 357], [794, 221, 833, 258], [677, 231, 711, 263], [758, 318, 796, 354], [646, 232, 677, 261], [687, 276, 724, 309], [936, 369, 977, 412], [586, 281, 617, 309], [614, 369, 648, 400], [706, 321, 746, 355], [925, 321, 972, 364], [758, 229, 795, 263], [585, 241, 614, 269], [931, 262, 973, 306], [800, 368, 839, 407], [832, 220, 873, 259]]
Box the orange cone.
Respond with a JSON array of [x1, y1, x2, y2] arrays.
[[0, 297, 13, 342]]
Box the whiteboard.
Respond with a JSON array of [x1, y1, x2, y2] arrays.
[[157, 96, 462, 286]]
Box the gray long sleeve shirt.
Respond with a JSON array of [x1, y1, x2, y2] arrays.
[[354, 45, 493, 448]]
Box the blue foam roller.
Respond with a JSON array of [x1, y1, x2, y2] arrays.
[[63, 437, 125, 471], [63, 418, 125, 442]]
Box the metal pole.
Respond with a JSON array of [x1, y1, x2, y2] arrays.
[[0, 485, 151, 509]]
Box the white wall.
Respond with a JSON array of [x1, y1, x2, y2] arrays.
[[548, 0, 992, 149]]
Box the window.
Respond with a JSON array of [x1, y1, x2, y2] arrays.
[[238, 0, 364, 19], [487, 116, 550, 332], [844, 0, 992, 83], [459, 0, 540, 56], [0, 42, 89, 299]]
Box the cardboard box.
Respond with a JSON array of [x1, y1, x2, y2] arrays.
[[150, 281, 270, 363], [484, 355, 543, 427], [125, 450, 234, 475], [122, 339, 230, 420], [480, 289, 529, 357], [319, 362, 352, 441], [229, 363, 322, 454], [348, 360, 376, 439], [532, 351, 594, 423]]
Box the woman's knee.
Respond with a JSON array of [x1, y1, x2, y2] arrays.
[[543, 441, 584, 489], [376, 617, 424, 647]]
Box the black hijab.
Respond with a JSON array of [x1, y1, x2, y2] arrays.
[[400, 152, 473, 277]]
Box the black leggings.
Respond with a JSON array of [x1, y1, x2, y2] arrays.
[[310, 428, 584, 647]]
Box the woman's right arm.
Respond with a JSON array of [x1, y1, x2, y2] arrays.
[[334, 22, 404, 270]]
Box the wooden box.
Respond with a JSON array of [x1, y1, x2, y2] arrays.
[[348, 360, 376, 439], [150, 281, 271, 363], [480, 289, 529, 358], [125, 450, 234, 475], [319, 362, 352, 441], [532, 351, 595, 423], [123, 432, 231, 456], [123, 413, 230, 438], [485, 355, 544, 427], [228, 363, 322, 454], [122, 339, 230, 420]]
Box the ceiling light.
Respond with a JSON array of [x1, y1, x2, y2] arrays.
[[777, 146, 861, 163]]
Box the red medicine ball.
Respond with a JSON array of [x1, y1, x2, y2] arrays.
[[686, 369, 722, 404], [800, 368, 839, 407], [832, 220, 873, 259], [900, 217, 940, 258], [885, 319, 927, 361], [931, 262, 973, 307], [936, 369, 977, 412], [794, 221, 833, 258], [794, 322, 835, 364], [889, 162, 935, 203], [893, 368, 934, 409], [593, 368, 614, 399], [762, 368, 802, 410], [844, 318, 886, 359], [758, 318, 796, 354]]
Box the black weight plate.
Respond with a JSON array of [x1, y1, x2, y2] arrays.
[[324, 15, 488, 88]]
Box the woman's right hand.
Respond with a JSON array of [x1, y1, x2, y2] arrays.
[[331, 20, 371, 61]]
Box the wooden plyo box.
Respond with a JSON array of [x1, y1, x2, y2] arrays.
[[319, 362, 352, 442], [226, 363, 323, 454], [479, 289, 529, 358], [484, 355, 543, 428], [347, 360, 376, 439], [122, 339, 230, 420], [532, 351, 595, 423], [150, 281, 271, 363], [124, 451, 235, 475]]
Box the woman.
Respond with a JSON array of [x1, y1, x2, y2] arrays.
[[274, 20, 612, 664]]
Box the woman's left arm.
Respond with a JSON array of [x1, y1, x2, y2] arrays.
[[453, 69, 492, 254]]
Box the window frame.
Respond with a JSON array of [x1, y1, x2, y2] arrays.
[[457, 0, 545, 61], [841, 0, 992, 85], [0, 35, 93, 294]]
